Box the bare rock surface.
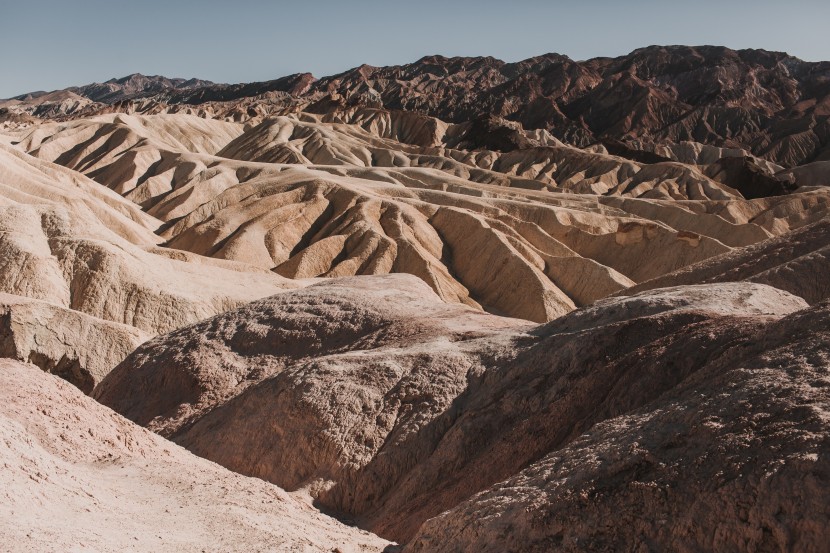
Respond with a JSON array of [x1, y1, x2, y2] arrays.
[[0, 359, 388, 552], [96, 276, 821, 548], [0, 293, 148, 393], [406, 297, 830, 552]]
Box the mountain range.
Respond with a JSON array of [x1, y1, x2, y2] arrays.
[[4, 45, 830, 168]]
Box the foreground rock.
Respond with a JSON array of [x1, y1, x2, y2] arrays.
[[0, 359, 388, 552], [96, 275, 828, 550], [407, 296, 830, 552]]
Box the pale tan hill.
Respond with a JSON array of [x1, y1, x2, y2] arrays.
[[0, 144, 300, 334], [0, 359, 388, 552], [95, 275, 823, 548], [0, 143, 303, 393], [623, 217, 830, 304], [0, 293, 149, 393], [14, 113, 830, 322]]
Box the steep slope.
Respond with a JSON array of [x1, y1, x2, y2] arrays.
[[0, 359, 388, 552], [0, 141, 306, 395], [95, 275, 823, 548], [0, 143, 299, 336], [624, 217, 830, 304]]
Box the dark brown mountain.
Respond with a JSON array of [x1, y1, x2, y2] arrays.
[[305, 46, 830, 167], [7, 45, 830, 168], [69, 73, 215, 103]]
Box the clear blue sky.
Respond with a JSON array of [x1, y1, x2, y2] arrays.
[[1, 0, 828, 98]]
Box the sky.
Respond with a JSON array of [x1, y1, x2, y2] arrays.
[[1, 0, 829, 98]]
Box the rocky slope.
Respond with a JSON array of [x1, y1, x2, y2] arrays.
[[95, 274, 829, 550], [0, 359, 388, 552], [0, 293, 149, 393], [407, 295, 830, 551], [308, 47, 830, 167]]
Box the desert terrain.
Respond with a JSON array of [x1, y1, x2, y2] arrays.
[[2, 45, 829, 551]]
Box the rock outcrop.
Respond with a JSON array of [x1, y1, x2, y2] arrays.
[[407, 295, 830, 552], [0, 293, 148, 393]]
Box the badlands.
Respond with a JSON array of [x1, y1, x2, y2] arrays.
[[2, 46, 830, 551]]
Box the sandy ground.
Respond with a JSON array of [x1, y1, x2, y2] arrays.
[[0, 359, 389, 552]]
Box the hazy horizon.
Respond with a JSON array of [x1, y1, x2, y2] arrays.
[[2, 0, 828, 98]]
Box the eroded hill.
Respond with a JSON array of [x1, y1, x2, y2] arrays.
[[2, 46, 830, 552]]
